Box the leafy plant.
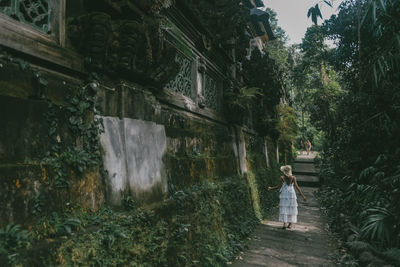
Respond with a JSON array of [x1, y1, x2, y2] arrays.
[[307, 4, 323, 25], [42, 80, 104, 188], [361, 207, 396, 246], [122, 194, 136, 211], [0, 224, 30, 265], [301, 2, 400, 263], [18, 171, 280, 266], [230, 87, 263, 110], [55, 218, 82, 236]]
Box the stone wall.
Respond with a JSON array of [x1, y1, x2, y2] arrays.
[[100, 117, 168, 205], [0, 95, 106, 225], [0, 55, 277, 225], [0, 0, 280, 226], [0, 59, 106, 226], [98, 84, 241, 205]]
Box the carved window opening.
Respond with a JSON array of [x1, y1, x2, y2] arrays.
[[165, 52, 194, 99], [0, 0, 51, 33], [203, 72, 220, 111], [0, 1, 77, 70]]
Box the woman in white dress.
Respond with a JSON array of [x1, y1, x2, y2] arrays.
[[268, 165, 307, 229]]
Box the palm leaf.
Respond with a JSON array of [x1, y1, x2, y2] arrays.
[[361, 0, 374, 26], [307, 7, 313, 18], [372, 1, 376, 24], [307, 5, 322, 25], [315, 4, 323, 19], [232, 87, 263, 109], [323, 0, 333, 8], [373, 64, 378, 87], [374, 154, 387, 165], [361, 207, 394, 244], [378, 0, 387, 12], [359, 166, 376, 181], [377, 58, 385, 77]]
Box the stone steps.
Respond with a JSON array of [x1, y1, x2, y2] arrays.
[[293, 163, 318, 174], [294, 159, 315, 164], [295, 175, 320, 187], [293, 152, 319, 187]]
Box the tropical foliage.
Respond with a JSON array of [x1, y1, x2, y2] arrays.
[[297, 0, 400, 262]]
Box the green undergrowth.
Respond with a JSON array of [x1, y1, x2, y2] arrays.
[[316, 151, 400, 266], [253, 168, 280, 218], [245, 152, 280, 220], [1, 173, 281, 266], [245, 168, 279, 221]]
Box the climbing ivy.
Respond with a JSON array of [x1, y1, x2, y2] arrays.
[[42, 81, 104, 188]]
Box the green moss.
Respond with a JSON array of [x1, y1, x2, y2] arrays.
[[162, 18, 194, 59], [245, 171, 262, 220], [253, 168, 280, 218], [2, 150, 280, 266], [165, 154, 237, 189]]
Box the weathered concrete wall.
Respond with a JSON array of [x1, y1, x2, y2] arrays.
[[0, 95, 50, 163], [0, 93, 105, 225], [0, 68, 241, 225], [0, 52, 277, 226], [99, 85, 240, 193], [0, 61, 106, 225], [244, 131, 272, 172], [0, 163, 105, 226], [0, 165, 44, 226], [100, 116, 167, 205], [162, 109, 239, 189], [99, 117, 127, 205]]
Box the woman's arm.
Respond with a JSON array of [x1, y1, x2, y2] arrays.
[[268, 177, 283, 191], [293, 176, 307, 201]]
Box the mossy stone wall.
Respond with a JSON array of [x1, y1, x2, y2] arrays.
[[0, 52, 279, 231]]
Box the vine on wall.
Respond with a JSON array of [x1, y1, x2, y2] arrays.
[[42, 81, 104, 188]]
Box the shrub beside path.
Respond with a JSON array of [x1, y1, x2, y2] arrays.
[[231, 151, 338, 266]]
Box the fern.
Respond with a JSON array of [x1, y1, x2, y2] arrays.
[[231, 87, 263, 109]]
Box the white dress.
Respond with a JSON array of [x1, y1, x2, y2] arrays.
[[279, 177, 298, 223]]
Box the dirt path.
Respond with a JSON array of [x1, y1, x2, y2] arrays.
[[231, 152, 338, 266]]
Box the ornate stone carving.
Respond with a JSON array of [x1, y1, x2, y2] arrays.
[[165, 53, 193, 98], [68, 12, 179, 87], [117, 20, 146, 75], [204, 73, 219, 111], [197, 94, 206, 108], [198, 59, 206, 73], [184, 0, 248, 47], [0, 0, 51, 33], [68, 12, 111, 71]]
